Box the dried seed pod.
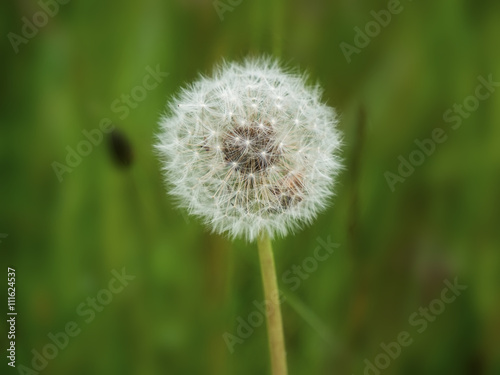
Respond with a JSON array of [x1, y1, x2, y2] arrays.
[[108, 128, 133, 168]]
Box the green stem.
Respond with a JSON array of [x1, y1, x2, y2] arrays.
[[257, 233, 288, 375], [272, 0, 284, 58]]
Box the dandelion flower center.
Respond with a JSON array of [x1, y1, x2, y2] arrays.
[[222, 120, 280, 174]]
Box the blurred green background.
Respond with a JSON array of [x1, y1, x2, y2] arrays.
[[1, 0, 500, 374]]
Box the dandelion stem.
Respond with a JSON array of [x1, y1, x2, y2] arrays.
[[257, 233, 288, 375]]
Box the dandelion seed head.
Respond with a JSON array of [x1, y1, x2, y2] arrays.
[[156, 57, 342, 241]]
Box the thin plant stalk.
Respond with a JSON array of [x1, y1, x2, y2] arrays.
[[257, 233, 288, 375], [272, 0, 284, 58]]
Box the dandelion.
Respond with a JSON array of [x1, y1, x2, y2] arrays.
[[156, 57, 342, 375], [156, 58, 342, 241]]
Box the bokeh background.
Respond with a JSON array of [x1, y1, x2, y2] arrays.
[[1, 0, 500, 374]]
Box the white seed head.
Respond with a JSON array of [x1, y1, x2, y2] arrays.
[[156, 58, 342, 241]]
